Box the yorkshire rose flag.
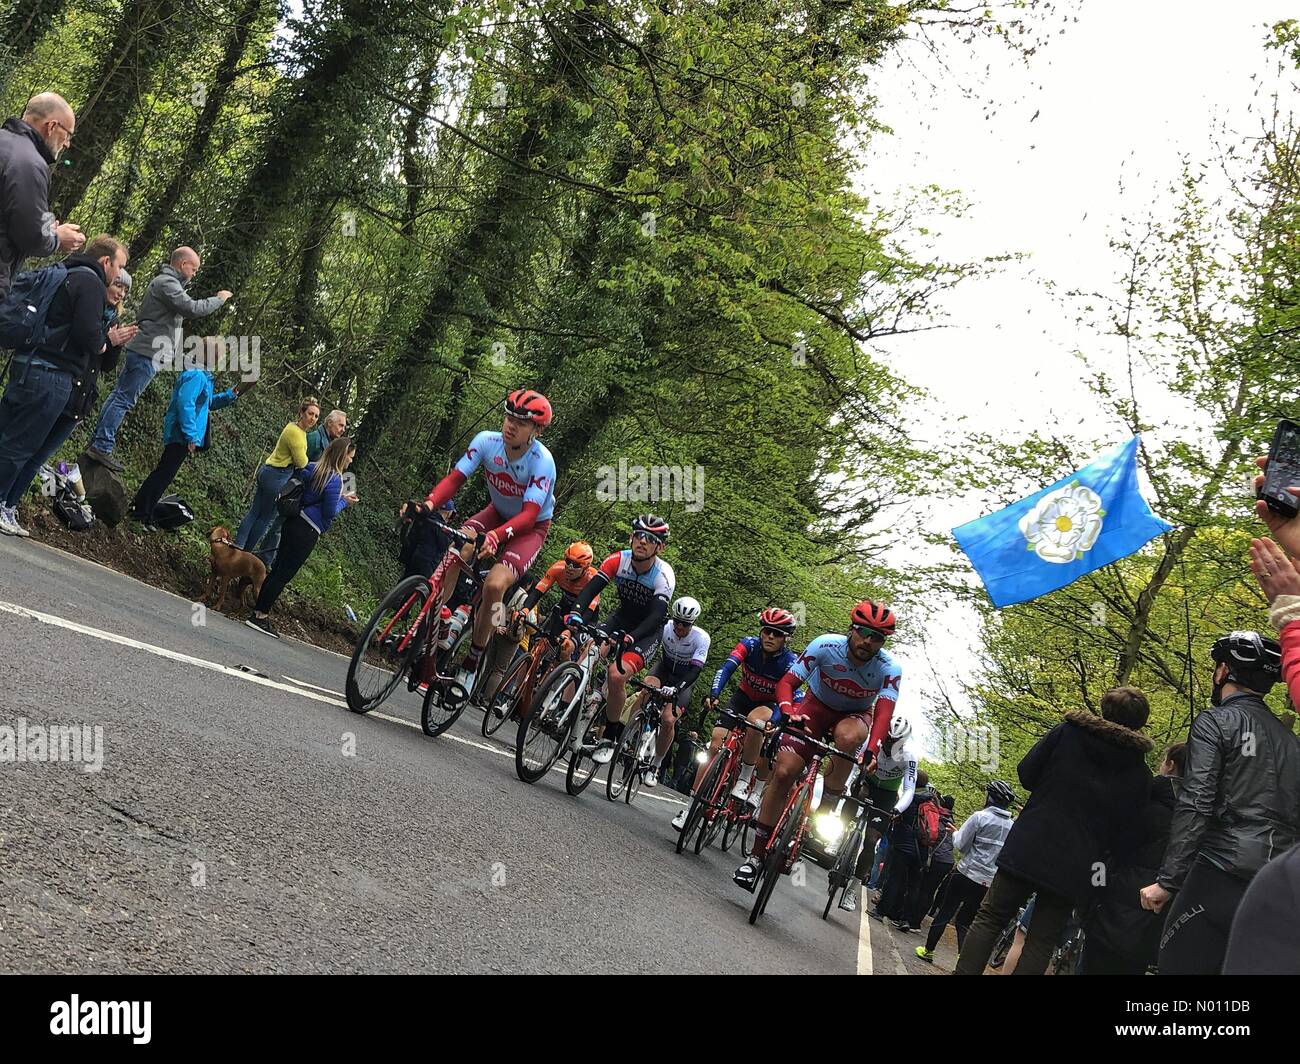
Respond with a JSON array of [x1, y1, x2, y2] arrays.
[[951, 436, 1173, 608]]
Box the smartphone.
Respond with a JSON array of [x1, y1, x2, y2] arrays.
[[1261, 419, 1300, 518]]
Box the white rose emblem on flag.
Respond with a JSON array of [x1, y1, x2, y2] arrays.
[[1018, 480, 1106, 564]]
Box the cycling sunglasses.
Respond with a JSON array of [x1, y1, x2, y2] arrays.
[[760, 626, 789, 638], [850, 624, 888, 641], [631, 531, 664, 545]]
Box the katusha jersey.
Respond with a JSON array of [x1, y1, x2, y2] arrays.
[[659, 619, 711, 673], [777, 633, 902, 752], [710, 636, 799, 701], [454, 431, 556, 521]]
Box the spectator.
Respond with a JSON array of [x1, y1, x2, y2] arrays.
[[398, 497, 457, 580], [954, 687, 1154, 975], [1082, 743, 1183, 975], [1222, 841, 1300, 974], [234, 396, 318, 552], [306, 407, 346, 461], [0, 234, 130, 537], [1141, 613, 1300, 973], [915, 779, 1015, 964], [915, 793, 957, 922], [129, 337, 249, 530], [872, 768, 933, 932], [84, 246, 231, 471], [0, 92, 84, 296], [246, 436, 357, 637]]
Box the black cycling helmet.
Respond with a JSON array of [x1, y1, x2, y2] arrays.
[[1210, 630, 1282, 693], [985, 780, 1016, 808], [631, 513, 670, 543]]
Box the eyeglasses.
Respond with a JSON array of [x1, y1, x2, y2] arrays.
[[632, 531, 663, 545], [563, 559, 584, 568], [851, 625, 887, 641], [760, 627, 789, 639], [53, 120, 73, 141]]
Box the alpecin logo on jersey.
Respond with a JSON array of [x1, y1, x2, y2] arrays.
[[486, 470, 525, 497], [821, 676, 872, 700]]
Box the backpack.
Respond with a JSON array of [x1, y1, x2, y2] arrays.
[[38, 465, 93, 531], [0, 263, 94, 353], [276, 475, 307, 518], [916, 795, 943, 850], [79, 454, 128, 526], [152, 494, 195, 531]]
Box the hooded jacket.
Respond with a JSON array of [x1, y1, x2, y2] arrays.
[[0, 117, 58, 295], [1158, 691, 1300, 889], [995, 710, 1154, 905], [952, 804, 1013, 887], [125, 263, 225, 364]]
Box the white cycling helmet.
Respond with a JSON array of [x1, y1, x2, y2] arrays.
[[887, 712, 912, 741], [670, 596, 701, 624]]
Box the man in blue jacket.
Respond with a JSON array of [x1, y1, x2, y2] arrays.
[[130, 337, 249, 529]]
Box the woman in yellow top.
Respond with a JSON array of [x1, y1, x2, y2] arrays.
[[234, 397, 319, 551]]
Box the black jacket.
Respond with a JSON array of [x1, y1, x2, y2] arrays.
[[1084, 773, 1177, 967], [32, 254, 118, 418], [0, 117, 58, 295], [1158, 692, 1300, 889], [890, 786, 937, 860], [1222, 841, 1300, 974], [996, 710, 1154, 906], [399, 502, 454, 578]]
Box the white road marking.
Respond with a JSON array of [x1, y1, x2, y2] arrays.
[[0, 598, 686, 809], [857, 904, 874, 975], [281, 675, 347, 697]]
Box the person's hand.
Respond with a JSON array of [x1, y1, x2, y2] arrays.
[[107, 323, 137, 347], [866, 755, 878, 774], [217, 290, 233, 301], [477, 529, 500, 560], [233, 378, 257, 396], [55, 222, 84, 252], [1254, 456, 1300, 557], [187, 442, 197, 454], [702, 696, 718, 712], [344, 493, 359, 506], [1249, 536, 1300, 604], [1140, 883, 1171, 913]]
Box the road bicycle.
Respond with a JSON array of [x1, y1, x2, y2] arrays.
[[514, 617, 626, 795], [479, 612, 572, 738], [820, 791, 893, 921], [345, 520, 482, 716], [675, 710, 767, 857], [605, 677, 675, 805]]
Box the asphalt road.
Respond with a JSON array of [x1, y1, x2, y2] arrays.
[[0, 535, 958, 974]]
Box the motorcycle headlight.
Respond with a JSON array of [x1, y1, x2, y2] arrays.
[[814, 811, 845, 845]]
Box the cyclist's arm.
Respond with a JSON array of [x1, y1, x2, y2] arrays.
[[893, 755, 918, 813], [864, 671, 902, 755], [671, 661, 705, 691], [424, 469, 467, 511], [626, 596, 668, 644], [571, 557, 615, 618], [522, 562, 560, 611], [491, 500, 541, 544], [709, 641, 748, 698], [773, 669, 806, 724]]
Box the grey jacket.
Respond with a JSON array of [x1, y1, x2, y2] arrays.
[[0, 117, 59, 295], [125, 263, 225, 363], [952, 805, 1014, 887]]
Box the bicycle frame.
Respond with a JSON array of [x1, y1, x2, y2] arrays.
[[760, 724, 860, 873]]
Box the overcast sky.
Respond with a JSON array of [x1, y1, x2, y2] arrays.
[[856, 0, 1298, 752]]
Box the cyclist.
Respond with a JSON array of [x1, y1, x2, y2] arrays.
[[417, 389, 556, 691], [733, 600, 902, 893], [520, 540, 601, 644], [567, 513, 676, 765], [670, 606, 799, 831], [1142, 631, 1300, 974], [840, 711, 918, 913], [632, 596, 710, 788]]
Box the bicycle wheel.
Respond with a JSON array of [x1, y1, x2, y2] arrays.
[[421, 674, 470, 737], [515, 663, 583, 783], [989, 914, 1019, 970], [676, 750, 728, 854], [482, 644, 535, 737], [750, 792, 806, 925], [346, 575, 430, 713], [625, 721, 654, 805], [720, 802, 747, 853], [605, 715, 643, 802], [823, 821, 865, 920], [565, 709, 604, 796]]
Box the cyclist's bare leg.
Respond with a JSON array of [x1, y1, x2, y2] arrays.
[[756, 747, 807, 832], [740, 705, 773, 767], [436, 540, 476, 608], [471, 562, 515, 651], [824, 717, 870, 796], [655, 701, 681, 760], [602, 653, 636, 727]]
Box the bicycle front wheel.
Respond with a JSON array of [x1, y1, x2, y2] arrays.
[[346, 575, 430, 713], [750, 792, 807, 925], [676, 750, 727, 854], [823, 821, 865, 920], [516, 663, 583, 783]]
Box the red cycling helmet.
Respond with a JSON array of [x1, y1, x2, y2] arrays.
[[759, 607, 797, 635], [850, 600, 896, 636], [504, 389, 553, 428]]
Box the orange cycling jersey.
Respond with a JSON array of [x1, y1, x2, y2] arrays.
[[535, 560, 600, 606]]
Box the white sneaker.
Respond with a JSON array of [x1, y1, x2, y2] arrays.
[[0, 506, 29, 538], [591, 743, 614, 765], [745, 783, 765, 809], [454, 664, 476, 692], [645, 769, 658, 788], [671, 808, 688, 831]]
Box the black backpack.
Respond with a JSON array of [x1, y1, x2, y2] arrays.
[[51, 482, 93, 530], [151, 494, 194, 530], [276, 475, 307, 518]]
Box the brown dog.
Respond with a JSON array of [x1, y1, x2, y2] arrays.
[[205, 526, 267, 613]]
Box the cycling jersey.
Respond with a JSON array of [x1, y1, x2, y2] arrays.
[[426, 430, 557, 529], [710, 635, 798, 701], [659, 619, 710, 674], [869, 735, 919, 813], [574, 550, 676, 643], [529, 559, 600, 607], [775, 634, 902, 753]]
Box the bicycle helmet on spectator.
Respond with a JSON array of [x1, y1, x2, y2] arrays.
[[986, 780, 1016, 808], [1210, 630, 1282, 694]]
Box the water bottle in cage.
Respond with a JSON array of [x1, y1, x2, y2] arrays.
[[436, 605, 454, 649], [445, 604, 471, 649]]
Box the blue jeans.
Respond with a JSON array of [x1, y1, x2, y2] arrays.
[[236, 463, 294, 549], [867, 835, 889, 889], [89, 350, 157, 455], [0, 361, 74, 506]]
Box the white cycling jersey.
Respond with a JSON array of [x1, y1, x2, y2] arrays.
[[658, 620, 711, 673], [869, 735, 919, 813]]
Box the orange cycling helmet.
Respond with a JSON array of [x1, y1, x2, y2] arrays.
[[505, 388, 553, 428], [564, 541, 594, 567], [850, 600, 896, 635]]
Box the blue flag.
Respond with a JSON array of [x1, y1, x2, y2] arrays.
[[952, 436, 1173, 608]]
